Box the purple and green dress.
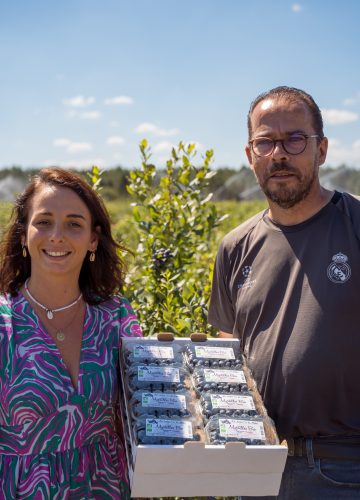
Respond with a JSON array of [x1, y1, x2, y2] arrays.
[[0, 292, 142, 499]]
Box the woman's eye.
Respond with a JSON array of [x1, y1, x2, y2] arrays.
[[69, 221, 82, 228], [36, 220, 50, 226]]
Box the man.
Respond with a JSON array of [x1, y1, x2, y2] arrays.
[[208, 86, 360, 499]]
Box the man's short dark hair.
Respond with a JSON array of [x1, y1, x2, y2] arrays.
[[247, 86, 324, 141]]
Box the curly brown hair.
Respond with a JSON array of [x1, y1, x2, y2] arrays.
[[0, 167, 129, 304]]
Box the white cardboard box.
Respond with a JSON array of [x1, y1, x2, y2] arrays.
[[120, 336, 288, 498]]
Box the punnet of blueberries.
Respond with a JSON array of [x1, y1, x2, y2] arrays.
[[184, 341, 243, 372], [129, 389, 192, 419], [123, 340, 184, 367], [205, 415, 266, 445], [199, 392, 259, 421]]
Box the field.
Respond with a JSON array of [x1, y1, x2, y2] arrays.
[[107, 198, 267, 256], [0, 199, 267, 256]]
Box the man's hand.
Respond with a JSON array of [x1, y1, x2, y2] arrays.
[[218, 331, 233, 338]]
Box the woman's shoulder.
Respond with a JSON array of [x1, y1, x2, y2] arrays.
[[91, 295, 142, 337], [93, 294, 132, 314]]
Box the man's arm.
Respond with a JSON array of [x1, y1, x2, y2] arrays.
[[218, 331, 233, 338]]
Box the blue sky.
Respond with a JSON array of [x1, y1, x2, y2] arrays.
[[1, 0, 360, 170]]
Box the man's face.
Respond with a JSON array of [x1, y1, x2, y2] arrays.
[[245, 98, 328, 209]]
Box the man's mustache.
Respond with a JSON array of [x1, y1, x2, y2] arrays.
[[268, 162, 300, 177]]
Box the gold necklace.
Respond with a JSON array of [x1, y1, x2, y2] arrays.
[[41, 300, 82, 342]]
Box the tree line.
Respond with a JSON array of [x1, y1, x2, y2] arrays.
[[1, 163, 360, 201]]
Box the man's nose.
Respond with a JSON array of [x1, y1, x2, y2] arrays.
[[271, 140, 289, 161]]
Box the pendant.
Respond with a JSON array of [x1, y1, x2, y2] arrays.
[[56, 330, 65, 342], [47, 310, 54, 320]]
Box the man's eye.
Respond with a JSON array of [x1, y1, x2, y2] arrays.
[[256, 139, 272, 146], [287, 135, 305, 144]]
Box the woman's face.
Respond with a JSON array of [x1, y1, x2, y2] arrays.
[[23, 184, 98, 281]]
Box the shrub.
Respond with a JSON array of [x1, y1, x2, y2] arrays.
[[125, 140, 227, 337]]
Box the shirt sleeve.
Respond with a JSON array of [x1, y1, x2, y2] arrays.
[[208, 241, 235, 334]]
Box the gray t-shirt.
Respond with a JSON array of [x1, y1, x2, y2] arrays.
[[208, 192, 360, 439]]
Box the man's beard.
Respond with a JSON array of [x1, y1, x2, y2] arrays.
[[259, 162, 317, 209]]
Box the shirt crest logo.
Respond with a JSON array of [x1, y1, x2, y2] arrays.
[[238, 265, 256, 289], [327, 252, 351, 284]]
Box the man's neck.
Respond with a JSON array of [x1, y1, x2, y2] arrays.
[[267, 187, 334, 226]]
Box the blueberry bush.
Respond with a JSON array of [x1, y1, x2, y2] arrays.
[[125, 140, 228, 336]]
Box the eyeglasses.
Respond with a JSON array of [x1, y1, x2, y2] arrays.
[[249, 134, 320, 157]]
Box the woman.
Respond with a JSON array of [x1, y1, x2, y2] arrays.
[[0, 167, 142, 499]]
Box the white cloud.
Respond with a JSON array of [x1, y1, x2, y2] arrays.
[[326, 137, 360, 167], [104, 96, 134, 105], [53, 138, 71, 147], [79, 111, 101, 120], [153, 141, 176, 153], [63, 96, 95, 107], [135, 122, 180, 137], [53, 138, 93, 153], [321, 108, 359, 125], [343, 91, 360, 106], [67, 142, 93, 153], [106, 136, 125, 145], [292, 3, 302, 13], [66, 110, 101, 120]]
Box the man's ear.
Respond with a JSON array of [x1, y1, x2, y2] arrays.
[[246, 145, 253, 167], [318, 137, 328, 166]]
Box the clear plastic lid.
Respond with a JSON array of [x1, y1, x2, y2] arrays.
[[184, 341, 243, 371], [126, 363, 189, 392], [123, 339, 183, 366], [134, 415, 203, 445], [205, 414, 267, 445], [192, 366, 249, 395], [129, 389, 193, 419], [199, 391, 259, 421]]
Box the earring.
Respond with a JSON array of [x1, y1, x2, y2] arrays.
[[89, 252, 96, 262], [22, 245, 27, 258]]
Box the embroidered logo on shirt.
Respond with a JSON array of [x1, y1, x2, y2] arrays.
[[327, 252, 351, 284], [238, 265, 256, 289]]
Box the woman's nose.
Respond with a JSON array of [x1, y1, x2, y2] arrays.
[[49, 223, 64, 241]]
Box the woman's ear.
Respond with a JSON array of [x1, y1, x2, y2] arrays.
[[90, 225, 101, 252]]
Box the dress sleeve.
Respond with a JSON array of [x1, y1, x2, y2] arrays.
[[118, 297, 143, 338]]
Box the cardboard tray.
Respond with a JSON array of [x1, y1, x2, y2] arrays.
[[120, 335, 288, 498]]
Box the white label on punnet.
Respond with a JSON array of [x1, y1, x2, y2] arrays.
[[195, 346, 235, 359], [142, 392, 186, 409], [203, 369, 246, 383], [219, 418, 266, 440], [134, 345, 174, 359], [145, 418, 193, 438], [210, 394, 255, 410], [137, 366, 180, 382]]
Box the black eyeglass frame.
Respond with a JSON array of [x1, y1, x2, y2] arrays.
[[249, 134, 320, 157]]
